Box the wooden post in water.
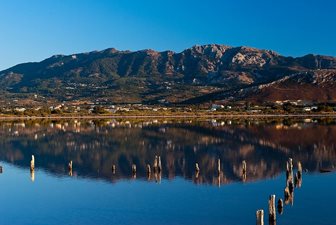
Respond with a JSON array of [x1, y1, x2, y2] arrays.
[[147, 164, 151, 180], [277, 198, 283, 215], [132, 164, 136, 173], [0, 166, 2, 173], [268, 195, 276, 222], [286, 158, 294, 193], [155, 169, 161, 183], [112, 165, 116, 174], [284, 187, 290, 200], [68, 161, 73, 176], [217, 158, 221, 187], [295, 162, 302, 188], [294, 173, 299, 187], [286, 158, 293, 179], [30, 170, 35, 182], [295, 173, 302, 188], [147, 164, 151, 174], [153, 155, 158, 173], [242, 160, 247, 182], [242, 160, 247, 174], [195, 163, 200, 179], [195, 163, 200, 173], [242, 173, 247, 182], [68, 161, 73, 171], [288, 179, 294, 193], [30, 155, 35, 171], [132, 164, 137, 178], [256, 209, 264, 225], [297, 161, 302, 179], [288, 158, 293, 172], [158, 156, 162, 173], [284, 186, 294, 205]]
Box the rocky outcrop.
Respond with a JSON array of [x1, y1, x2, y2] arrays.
[[0, 44, 335, 104]]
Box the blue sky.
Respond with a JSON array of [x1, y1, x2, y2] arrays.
[[0, 0, 335, 70]]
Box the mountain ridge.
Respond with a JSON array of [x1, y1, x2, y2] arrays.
[[1, 44, 336, 106]]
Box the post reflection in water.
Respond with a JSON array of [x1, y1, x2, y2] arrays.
[[256, 157, 305, 225], [30, 170, 35, 182], [0, 118, 335, 186]]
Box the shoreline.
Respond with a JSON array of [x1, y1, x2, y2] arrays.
[[0, 114, 336, 120]]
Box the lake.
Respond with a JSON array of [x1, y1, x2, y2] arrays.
[[0, 117, 335, 225]]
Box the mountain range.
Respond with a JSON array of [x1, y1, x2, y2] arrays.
[[1, 44, 336, 105]]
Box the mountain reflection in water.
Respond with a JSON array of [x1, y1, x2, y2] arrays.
[[0, 118, 335, 186]]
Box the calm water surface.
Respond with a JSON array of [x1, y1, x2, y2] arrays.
[[0, 118, 335, 225]]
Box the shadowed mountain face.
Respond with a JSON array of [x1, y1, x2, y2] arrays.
[[0, 119, 335, 186], [1, 44, 336, 104], [234, 69, 336, 103]]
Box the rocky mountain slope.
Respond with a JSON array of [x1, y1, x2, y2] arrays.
[[1, 44, 336, 105], [244, 69, 336, 103]]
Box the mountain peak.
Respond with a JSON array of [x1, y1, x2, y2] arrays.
[[1, 44, 336, 105]]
